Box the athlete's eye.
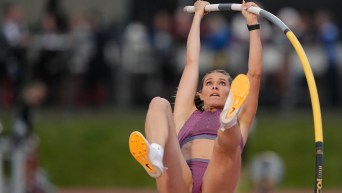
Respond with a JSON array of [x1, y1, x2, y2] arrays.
[[219, 81, 226, 86], [206, 81, 213, 86]]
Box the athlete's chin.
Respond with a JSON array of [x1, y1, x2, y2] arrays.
[[206, 101, 224, 109]]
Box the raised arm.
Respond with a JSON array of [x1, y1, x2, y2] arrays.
[[173, 1, 209, 132], [238, 0, 263, 142]]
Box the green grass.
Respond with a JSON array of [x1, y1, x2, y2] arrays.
[[35, 109, 155, 188], [245, 111, 342, 189], [2, 107, 341, 189]]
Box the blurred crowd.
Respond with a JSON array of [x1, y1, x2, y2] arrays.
[[0, 1, 341, 110]]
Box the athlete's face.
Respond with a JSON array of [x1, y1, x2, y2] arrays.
[[199, 72, 230, 110]]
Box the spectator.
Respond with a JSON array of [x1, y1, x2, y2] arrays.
[[151, 10, 177, 98], [31, 13, 69, 105], [315, 10, 340, 106], [81, 11, 112, 106], [66, 12, 95, 106], [0, 2, 30, 107]]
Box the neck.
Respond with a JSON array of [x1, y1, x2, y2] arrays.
[[203, 106, 223, 112]]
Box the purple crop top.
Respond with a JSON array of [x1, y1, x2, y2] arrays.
[[178, 110, 221, 147], [178, 109, 244, 151]]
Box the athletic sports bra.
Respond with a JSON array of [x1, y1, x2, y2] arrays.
[[178, 109, 244, 151], [178, 110, 221, 148]]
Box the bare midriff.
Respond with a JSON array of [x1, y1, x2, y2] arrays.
[[181, 139, 215, 160]]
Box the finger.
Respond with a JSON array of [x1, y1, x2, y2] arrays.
[[245, 4, 255, 10], [242, 2, 247, 10], [246, 2, 257, 7]]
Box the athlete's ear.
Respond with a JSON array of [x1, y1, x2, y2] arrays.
[[198, 92, 204, 101]]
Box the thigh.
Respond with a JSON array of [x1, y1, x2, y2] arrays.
[[156, 106, 193, 193], [157, 135, 193, 193], [201, 130, 242, 193], [202, 142, 241, 193]]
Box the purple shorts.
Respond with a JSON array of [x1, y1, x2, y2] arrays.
[[187, 159, 208, 193]]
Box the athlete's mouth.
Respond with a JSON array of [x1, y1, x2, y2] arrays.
[[210, 93, 220, 97]]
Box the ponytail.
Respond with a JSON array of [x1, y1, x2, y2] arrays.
[[194, 92, 204, 111]]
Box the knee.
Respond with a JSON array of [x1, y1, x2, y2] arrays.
[[149, 97, 171, 112]]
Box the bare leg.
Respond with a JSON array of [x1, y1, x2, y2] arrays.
[[202, 124, 242, 193], [144, 97, 193, 193], [201, 74, 249, 192]]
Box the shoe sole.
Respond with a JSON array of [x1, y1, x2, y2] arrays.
[[129, 131, 157, 175], [225, 74, 250, 119]]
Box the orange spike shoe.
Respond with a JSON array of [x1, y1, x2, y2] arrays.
[[220, 74, 250, 130], [129, 131, 164, 178]]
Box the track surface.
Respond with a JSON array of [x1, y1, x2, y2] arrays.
[[58, 188, 341, 193]]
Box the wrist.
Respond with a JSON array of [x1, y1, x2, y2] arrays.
[[247, 23, 260, 31], [246, 19, 259, 26], [194, 13, 203, 18]]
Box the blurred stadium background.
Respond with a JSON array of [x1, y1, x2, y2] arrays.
[[0, 0, 341, 193]]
